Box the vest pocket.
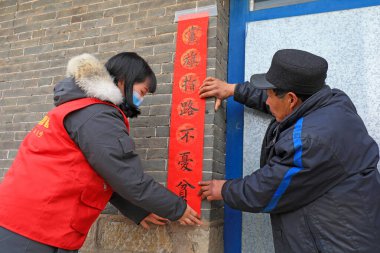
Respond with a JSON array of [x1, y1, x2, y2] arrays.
[[70, 179, 113, 234]]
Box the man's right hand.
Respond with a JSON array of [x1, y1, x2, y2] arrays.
[[199, 77, 236, 111], [177, 204, 203, 226]]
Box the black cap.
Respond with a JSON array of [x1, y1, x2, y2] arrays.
[[251, 49, 328, 95]]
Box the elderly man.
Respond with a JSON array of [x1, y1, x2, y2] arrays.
[[198, 49, 380, 253]]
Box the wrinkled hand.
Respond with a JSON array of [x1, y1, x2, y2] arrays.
[[140, 213, 169, 230], [177, 204, 203, 226], [199, 77, 236, 111], [198, 180, 227, 201]]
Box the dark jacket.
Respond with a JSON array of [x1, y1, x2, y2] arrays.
[[53, 54, 186, 224], [222, 81, 380, 253]]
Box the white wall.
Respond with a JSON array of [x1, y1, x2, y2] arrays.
[[243, 5, 380, 253]]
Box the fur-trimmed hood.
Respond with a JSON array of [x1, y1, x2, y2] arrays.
[[54, 54, 123, 106]]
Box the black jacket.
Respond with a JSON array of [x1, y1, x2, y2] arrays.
[[53, 54, 186, 224], [222, 81, 380, 253]]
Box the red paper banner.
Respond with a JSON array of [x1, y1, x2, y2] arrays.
[[167, 14, 209, 215]]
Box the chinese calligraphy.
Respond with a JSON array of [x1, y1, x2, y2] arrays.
[[177, 151, 194, 172], [177, 98, 199, 118], [182, 25, 202, 45], [181, 49, 201, 69], [168, 15, 209, 214], [176, 179, 196, 201], [179, 127, 194, 143], [179, 73, 199, 94]]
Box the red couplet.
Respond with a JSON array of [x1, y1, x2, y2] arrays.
[[167, 14, 209, 215]]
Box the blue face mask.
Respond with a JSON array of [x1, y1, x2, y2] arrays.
[[132, 91, 144, 107]]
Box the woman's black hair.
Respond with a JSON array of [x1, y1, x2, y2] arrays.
[[105, 52, 157, 118]]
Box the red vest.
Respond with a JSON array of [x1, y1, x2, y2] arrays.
[[0, 98, 129, 250]]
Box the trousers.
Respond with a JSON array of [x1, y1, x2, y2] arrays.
[[0, 227, 78, 253]]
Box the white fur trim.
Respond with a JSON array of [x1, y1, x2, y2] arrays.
[[66, 53, 123, 105]]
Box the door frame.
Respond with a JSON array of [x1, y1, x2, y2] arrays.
[[225, 1, 380, 252]]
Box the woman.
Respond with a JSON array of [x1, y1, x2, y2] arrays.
[[0, 52, 201, 253]]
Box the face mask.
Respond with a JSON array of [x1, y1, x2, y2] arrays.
[[132, 90, 144, 107]]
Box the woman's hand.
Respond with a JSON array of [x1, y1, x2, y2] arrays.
[[177, 204, 203, 226], [140, 213, 169, 230]]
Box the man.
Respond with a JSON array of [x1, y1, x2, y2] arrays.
[[198, 49, 380, 253]]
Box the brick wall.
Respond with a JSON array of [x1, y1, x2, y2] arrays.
[[0, 0, 229, 252]]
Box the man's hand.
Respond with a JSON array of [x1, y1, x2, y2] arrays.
[[198, 180, 227, 201], [140, 213, 169, 230], [177, 204, 203, 226], [199, 77, 236, 111]]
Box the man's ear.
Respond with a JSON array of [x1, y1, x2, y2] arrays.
[[288, 92, 300, 110]]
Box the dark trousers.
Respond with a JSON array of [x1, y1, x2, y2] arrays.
[[0, 227, 78, 253]]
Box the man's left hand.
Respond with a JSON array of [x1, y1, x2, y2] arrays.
[[198, 180, 227, 201]]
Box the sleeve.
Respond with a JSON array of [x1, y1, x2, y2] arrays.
[[221, 135, 347, 214], [109, 193, 149, 224], [64, 105, 187, 221], [233, 80, 270, 114]]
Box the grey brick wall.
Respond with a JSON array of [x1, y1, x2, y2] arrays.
[[0, 0, 229, 251]]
